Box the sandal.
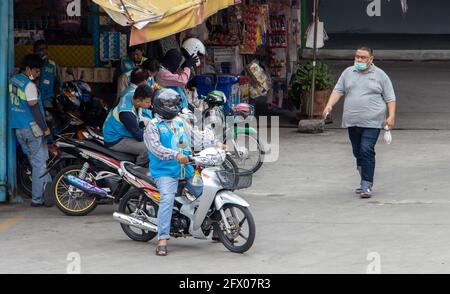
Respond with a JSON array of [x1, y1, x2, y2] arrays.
[[155, 245, 168, 256]]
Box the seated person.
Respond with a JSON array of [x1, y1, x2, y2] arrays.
[[103, 84, 153, 166], [155, 49, 198, 111]]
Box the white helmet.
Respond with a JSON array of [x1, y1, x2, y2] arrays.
[[182, 38, 206, 67]]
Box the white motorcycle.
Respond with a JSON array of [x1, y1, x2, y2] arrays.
[[110, 147, 256, 253]]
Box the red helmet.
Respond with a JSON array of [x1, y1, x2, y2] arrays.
[[234, 103, 253, 118]]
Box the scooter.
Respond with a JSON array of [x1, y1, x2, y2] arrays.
[[65, 147, 256, 253]]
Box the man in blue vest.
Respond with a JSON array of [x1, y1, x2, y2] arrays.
[[118, 68, 153, 120], [117, 45, 148, 96], [143, 88, 219, 256], [9, 54, 52, 207], [103, 84, 153, 166], [33, 40, 61, 108]]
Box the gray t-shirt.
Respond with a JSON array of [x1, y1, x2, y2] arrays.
[[334, 65, 396, 129]]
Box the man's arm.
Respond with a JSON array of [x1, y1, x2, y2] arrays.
[[143, 122, 179, 161], [323, 70, 346, 118], [156, 67, 191, 87], [386, 101, 396, 129], [323, 91, 343, 118], [25, 83, 50, 135], [119, 112, 143, 141]]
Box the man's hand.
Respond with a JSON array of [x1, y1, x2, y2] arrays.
[[216, 142, 228, 151], [323, 105, 332, 119], [385, 116, 395, 130], [176, 153, 189, 164], [44, 128, 51, 136]]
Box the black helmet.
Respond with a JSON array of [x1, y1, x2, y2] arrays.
[[152, 88, 181, 120], [204, 90, 226, 106]]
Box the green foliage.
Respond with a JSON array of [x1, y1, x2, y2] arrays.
[[288, 61, 333, 109]]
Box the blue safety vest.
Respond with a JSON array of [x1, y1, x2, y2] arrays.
[[9, 74, 45, 129], [121, 56, 147, 75], [38, 60, 57, 102], [103, 100, 139, 144], [119, 84, 153, 120], [149, 117, 194, 179]]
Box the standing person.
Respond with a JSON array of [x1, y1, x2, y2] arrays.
[[323, 46, 396, 198], [141, 58, 160, 89], [155, 49, 198, 111], [33, 40, 61, 108], [117, 45, 148, 97], [103, 84, 153, 166], [9, 54, 52, 207]]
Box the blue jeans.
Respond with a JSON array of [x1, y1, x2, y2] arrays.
[[154, 176, 203, 240], [348, 127, 381, 188], [15, 128, 52, 204]]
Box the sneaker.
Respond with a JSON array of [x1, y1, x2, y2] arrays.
[[360, 187, 373, 198], [30, 202, 45, 207], [355, 187, 362, 194]]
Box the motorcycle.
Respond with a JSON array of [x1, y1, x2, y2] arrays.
[[200, 91, 265, 174], [66, 147, 256, 253], [48, 131, 239, 216]]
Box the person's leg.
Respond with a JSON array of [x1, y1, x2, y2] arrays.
[[109, 138, 149, 166], [348, 127, 363, 187], [359, 128, 381, 190], [154, 176, 179, 255], [17, 129, 51, 204]]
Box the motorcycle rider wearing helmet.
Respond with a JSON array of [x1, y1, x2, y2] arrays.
[[33, 39, 61, 109], [143, 88, 219, 256], [9, 54, 52, 207], [155, 49, 198, 111], [103, 84, 153, 166], [117, 45, 148, 97]]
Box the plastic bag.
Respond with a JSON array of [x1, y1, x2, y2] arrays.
[[383, 127, 392, 144]]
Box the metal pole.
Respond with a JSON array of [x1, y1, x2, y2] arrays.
[[0, 0, 10, 202], [309, 0, 319, 118]]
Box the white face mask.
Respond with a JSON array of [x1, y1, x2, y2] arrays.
[[27, 68, 35, 81]]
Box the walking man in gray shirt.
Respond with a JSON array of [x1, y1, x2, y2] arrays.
[[323, 46, 396, 198]]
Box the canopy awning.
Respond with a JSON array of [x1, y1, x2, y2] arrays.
[[93, 0, 238, 45]]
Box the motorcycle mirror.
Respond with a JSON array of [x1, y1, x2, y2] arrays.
[[66, 68, 75, 79]]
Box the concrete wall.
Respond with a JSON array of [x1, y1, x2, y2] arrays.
[[320, 0, 450, 34]]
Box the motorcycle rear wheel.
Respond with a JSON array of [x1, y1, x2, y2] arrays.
[[52, 165, 98, 216], [230, 133, 264, 174], [118, 189, 158, 242]]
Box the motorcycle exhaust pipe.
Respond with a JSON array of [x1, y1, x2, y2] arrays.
[[113, 212, 158, 232]]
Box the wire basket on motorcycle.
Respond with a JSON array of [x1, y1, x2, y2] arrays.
[[215, 168, 252, 190]]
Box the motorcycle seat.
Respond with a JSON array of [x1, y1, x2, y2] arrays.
[[127, 165, 155, 186], [74, 139, 136, 162]]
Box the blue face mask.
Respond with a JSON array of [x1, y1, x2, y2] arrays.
[[354, 62, 368, 71]]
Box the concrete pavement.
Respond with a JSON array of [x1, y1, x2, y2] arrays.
[[1, 128, 450, 274]]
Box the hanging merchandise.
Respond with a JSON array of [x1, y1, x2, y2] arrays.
[[400, 0, 408, 14], [239, 4, 269, 55], [100, 32, 128, 62], [305, 18, 326, 49]]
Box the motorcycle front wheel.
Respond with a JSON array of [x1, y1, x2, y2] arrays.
[[214, 204, 256, 253], [118, 189, 158, 242]]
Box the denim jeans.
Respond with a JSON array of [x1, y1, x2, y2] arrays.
[[15, 128, 52, 204], [154, 176, 203, 240], [348, 127, 381, 189]]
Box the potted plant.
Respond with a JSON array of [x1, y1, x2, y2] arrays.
[[288, 61, 333, 118]]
